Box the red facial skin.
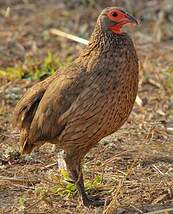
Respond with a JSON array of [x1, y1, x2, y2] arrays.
[[107, 9, 138, 34]]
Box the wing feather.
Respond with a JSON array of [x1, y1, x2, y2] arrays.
[[13, 74, 57, 128]]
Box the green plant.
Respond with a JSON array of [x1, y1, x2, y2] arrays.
[[0, 51, 73, 81], [85, 174, 103, 192], [49, 169, 76, 197], [27, 52, 57, 80], [18, 196, 26, 213], [36, 169, 103, 198], [0, 67, 24, 80]]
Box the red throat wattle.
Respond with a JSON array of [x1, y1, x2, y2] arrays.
[[109, 24, 122, 34], [109, 20, 130, 34], [107, 9, 138, 34]]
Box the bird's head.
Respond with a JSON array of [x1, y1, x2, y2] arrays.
[[99, 7, 139, 34]]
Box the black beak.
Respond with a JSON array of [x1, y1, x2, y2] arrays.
[[126, 14, 139, 25]]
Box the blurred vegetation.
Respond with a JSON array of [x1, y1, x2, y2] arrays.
[[0, 51, 73, 80], [37, 169, 103, 197]]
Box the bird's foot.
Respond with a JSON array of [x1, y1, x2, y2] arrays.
[[82, 195, 106, 207]]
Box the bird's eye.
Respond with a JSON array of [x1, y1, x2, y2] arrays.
[[111, 12, 118, 17]]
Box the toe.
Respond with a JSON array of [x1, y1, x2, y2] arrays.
[[83, 196, 106, 207]]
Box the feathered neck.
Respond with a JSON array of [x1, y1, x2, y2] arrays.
[[81, 20, 134, 57]]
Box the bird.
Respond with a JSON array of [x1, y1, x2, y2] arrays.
[[13, 7, 139, 207]]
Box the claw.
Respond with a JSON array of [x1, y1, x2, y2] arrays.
[[83, 195, 106, 207]]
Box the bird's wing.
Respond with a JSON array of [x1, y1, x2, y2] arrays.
[[13, 74, 57, 129], [27, 63, 87, 143]]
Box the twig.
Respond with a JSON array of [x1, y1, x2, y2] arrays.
[[152, 164, 164, 175], [144, 207, 173, 214], [50, 28, 88, 45], [0, 133, 18, 139], [103, 126, 155, 214], [135, 95, 143, 107], [50, 28, 143, 107], [130, 205, 143, 213], [25, 197, 45, 210], [41, 162, 57, 170], [1, 183, 35, 190], [103, 152, 140, 214], [101, 150, 134, 167], [0, 176, 40, 186]]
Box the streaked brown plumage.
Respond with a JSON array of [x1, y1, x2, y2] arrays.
[[13, 7, 139, 206]]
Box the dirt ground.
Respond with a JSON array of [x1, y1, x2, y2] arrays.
[[0, 0, 173, 213]]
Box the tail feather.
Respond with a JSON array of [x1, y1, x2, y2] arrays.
[[21, 139, 35, 154], [19, 128, 34, 154]]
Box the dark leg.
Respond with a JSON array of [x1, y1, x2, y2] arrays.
[[64, 152, 105, 207]]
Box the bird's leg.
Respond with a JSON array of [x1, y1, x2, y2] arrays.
[[57, 150, 67, 170], [64, 153, 105, 207]]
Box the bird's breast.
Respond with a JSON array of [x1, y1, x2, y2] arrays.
[[94, 66, 138, 137], [58, 45, 138, 149]]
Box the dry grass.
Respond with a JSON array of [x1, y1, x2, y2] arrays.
[[0, 0, 173, 213]]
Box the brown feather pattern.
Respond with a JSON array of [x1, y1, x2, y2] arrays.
[[13, 19, 138, 154], [13, 6, 139, 206]]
